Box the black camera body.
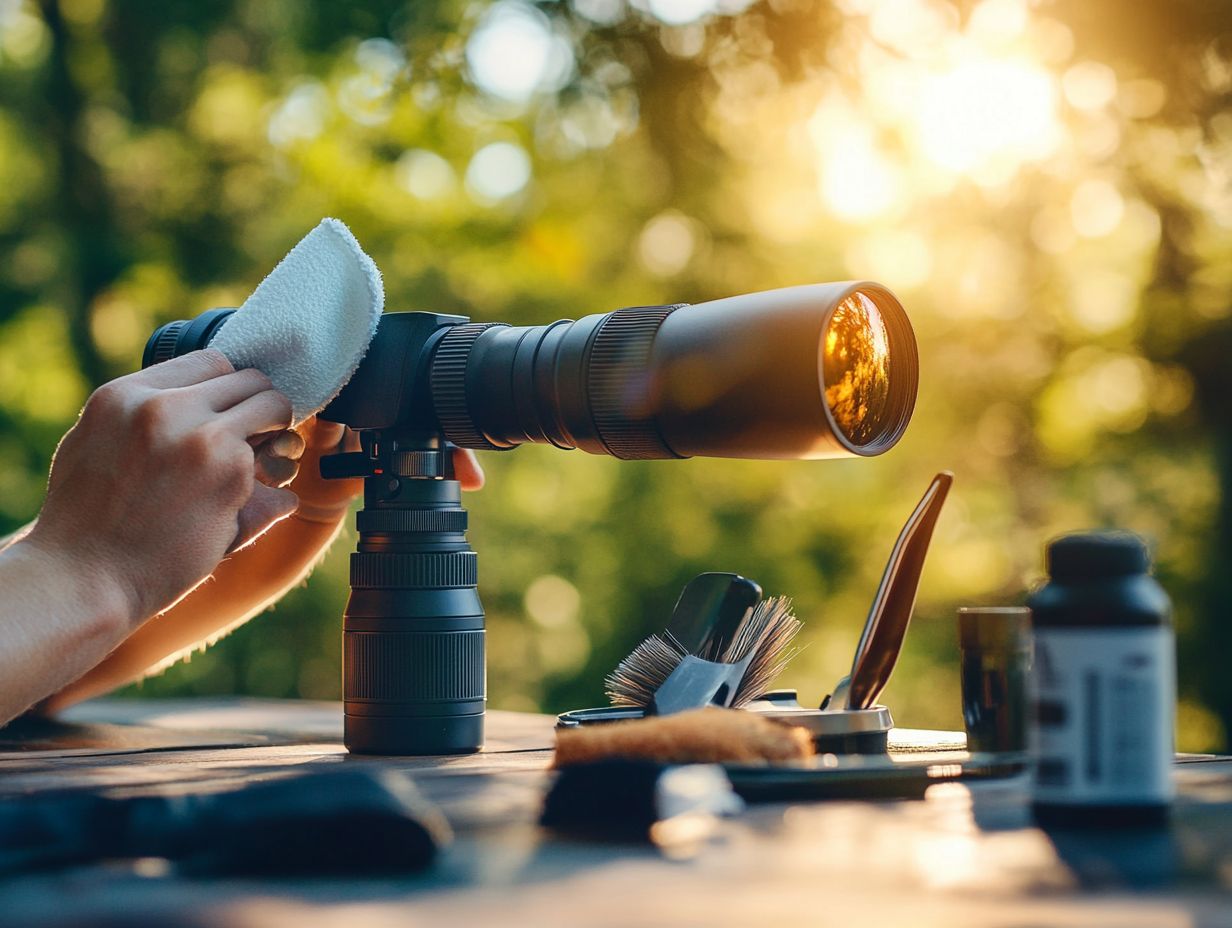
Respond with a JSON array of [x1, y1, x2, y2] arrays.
[[320, 311, 465, 432]]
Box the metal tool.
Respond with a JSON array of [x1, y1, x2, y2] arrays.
[[826, 471, 953, 711]]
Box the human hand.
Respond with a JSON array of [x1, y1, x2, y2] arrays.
[[25, 349, 297, 626]]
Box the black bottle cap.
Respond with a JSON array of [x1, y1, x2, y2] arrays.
[[1045, 532, 1150, 582]]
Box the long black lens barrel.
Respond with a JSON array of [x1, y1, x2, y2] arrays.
[[142, 283, 917, 461], [343, 460, 484, 755], [430, 282, 917, 461]]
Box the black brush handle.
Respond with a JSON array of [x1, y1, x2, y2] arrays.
[[665, 573, 762, 656]]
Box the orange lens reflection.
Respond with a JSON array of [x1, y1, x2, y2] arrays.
[[822, 291, 893, 447]]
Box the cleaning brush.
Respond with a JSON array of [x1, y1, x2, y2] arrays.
[[605, 595, 803, 714]]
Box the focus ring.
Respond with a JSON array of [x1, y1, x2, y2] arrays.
[[431, 323, 505, 450], [587, 305, 685, 460], [356, 509, 468, 534], [351, 551, 478, 588]]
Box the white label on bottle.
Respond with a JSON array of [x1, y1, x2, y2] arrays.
[[1032, 626, 1175, 805]]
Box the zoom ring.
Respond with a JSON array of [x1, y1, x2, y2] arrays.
[[356, 508, 468, 534], [351, 551, 478, 588], [588, 305, 685, 460], [431, 323, 506, 450]]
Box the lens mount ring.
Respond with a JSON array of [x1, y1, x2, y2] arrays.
[[431, 323, 506, 450], [587, 305, 687, 460]]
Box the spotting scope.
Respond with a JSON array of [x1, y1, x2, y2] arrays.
[[144, 283, 919, 755]]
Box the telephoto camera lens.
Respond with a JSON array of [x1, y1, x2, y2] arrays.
[[143, 281, 917, 756], [436, 281, 917, 460], [144, 283, 917, 463]]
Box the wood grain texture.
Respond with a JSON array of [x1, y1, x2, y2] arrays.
[[0, 698, 1229, 927]]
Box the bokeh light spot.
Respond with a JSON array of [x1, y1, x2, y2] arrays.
[[813, 116, 902, 222], [1069, 270, 1137, 334], [525, 574, 582, 629], [572, 0, 626, 26], [915, 54, 1058, 176], [466, 2, 574, 104], [646, 0, 716, 26], [396, 149, 457, 200], [1062, 60, 1118, 111], [465, 141, 532, 202], [267, 82, 329, 148], [1070, 178, 1124, 237], [637, 210, 697, 277], [967, 0, 1029, 48], [0, 1, 49, 67], [868, 0, 956, 54]]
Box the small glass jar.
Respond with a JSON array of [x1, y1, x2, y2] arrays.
[[958, 607, 1032, 755]]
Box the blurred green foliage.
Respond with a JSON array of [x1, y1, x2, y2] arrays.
[[2, 0, 1230, 749]]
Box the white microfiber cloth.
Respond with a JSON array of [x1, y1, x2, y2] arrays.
[[209, 218, 384, 424]]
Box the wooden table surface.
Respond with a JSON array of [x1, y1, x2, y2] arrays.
[[2, 698, 1231, 927]]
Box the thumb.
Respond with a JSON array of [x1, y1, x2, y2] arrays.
[[229, 484, 299, 553]]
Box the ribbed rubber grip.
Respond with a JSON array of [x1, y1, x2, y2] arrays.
[[345, 631, 485, 702], [388, 450, 444, 477], [350, 551, 478, 588], [430, 323, 506, 450], [147, 321, 186, 366], [587, 305, 685, 459], [355, 508, 468, 534]]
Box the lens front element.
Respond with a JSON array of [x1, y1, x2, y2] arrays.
[[822, 291, 893, 449]]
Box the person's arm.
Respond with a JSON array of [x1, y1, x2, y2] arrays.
[[40, 420, 356, 709], [0, 520, 33, 552], [42, 421, 485, 711], [0, 350, 297, 725], [0, 535, 135, 719]]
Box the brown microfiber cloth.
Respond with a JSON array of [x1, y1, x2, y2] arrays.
[[553, 707, 814, 768]]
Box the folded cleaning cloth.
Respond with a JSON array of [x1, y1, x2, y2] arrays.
[[209, 218, 384, 424]]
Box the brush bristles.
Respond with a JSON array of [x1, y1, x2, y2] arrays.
[[604, 634, 686, 709], [728, 597, 803, 706], [604, 596, 802, 710]]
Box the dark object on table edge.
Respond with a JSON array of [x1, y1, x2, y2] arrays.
[[0, 767, 449, 877]]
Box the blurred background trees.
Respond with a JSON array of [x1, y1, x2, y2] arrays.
[[1, 0, 1229, 747]]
